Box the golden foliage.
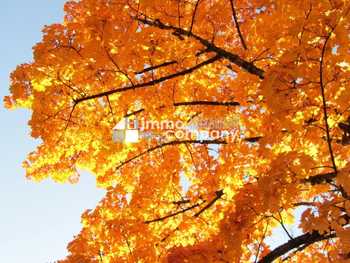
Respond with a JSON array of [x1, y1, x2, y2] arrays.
[[5, 0, 350, 262]]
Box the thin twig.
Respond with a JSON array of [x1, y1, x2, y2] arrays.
[[75, 55, 221, 104], [145, 202, 203, 224], [115, 139, 226, 170], [254, 221, 269, 263], [135, 60, 177, 74], [229, 0, 247, 50], [277, 211, 293, 240], [189, 0, 201, 34], [194, 189, 224, 217], [174, 101, 240, 107], [319, 29, 337, 173]]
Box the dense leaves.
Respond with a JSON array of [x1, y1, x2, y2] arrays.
[[5, 0, 350, 262]]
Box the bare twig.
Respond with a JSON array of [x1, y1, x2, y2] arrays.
[[194, 189, 224, 217], [135, 60, 177, 74], [75, 55, 221, 104], [104, 45, 135, 87], [254, 222, 269, 263], [124, 100, 239, 118], [145, 202, 203, 224], [174, 101, 240, 107], [276, 211, 293, 240], [229, 0, 247, 49], [145, 189, 224, 223], [115, 139, 226, 170], [189, 0, 201, 34], [319, 29, 337, 173]]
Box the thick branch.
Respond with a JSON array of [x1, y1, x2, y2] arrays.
[[125, 108, 145, 118], [74, 55, 221, 104], [244, 136, 262, 143], [302, 172, 336, 185], [258, 231, 336, 263], [135, 16, 264, 79]]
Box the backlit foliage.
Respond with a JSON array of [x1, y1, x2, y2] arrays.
[[5, 0, 350, 262]]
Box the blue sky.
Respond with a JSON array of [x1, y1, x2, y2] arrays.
[[0, 1, 105, 262]]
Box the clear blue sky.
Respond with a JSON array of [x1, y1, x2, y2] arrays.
[[0, 1, 105, 262]]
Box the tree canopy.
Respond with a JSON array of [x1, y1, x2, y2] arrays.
[[5, 0, 350, 262]]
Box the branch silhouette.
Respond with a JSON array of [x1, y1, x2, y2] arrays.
[[115, 139, 227, 171], [135, 16, 264, 79]]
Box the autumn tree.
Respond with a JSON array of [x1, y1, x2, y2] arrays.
[[5, 0, 350, 262]]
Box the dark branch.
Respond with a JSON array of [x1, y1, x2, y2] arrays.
[[302, 172, 336, 185], [62, 103, 77, 133], [124, 100, 240, 117], [74, 55, 221, 104], [104, 45, 135, 86], [145, 202, 202, 224], [244, 136, 263, 143], [135, 60, 177, 74], [255, 222, 270, 263], [189, 0, 201, 34], [145, 189, 224, 223], [115, 139, 226, 170], [258, 231, 336, 263], [319, 29, 337, 173], [125, 108, 145, 118], [173, 101, 240, 107], [194, 189, 224, 217], [135, 16, 264, 79], [229, 0, 248, 50], [172, 199, 191, 205]]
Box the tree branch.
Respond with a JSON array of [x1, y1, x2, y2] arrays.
[[135, 16, 264, 79], [255, 222, 269, 263], [115, 139, 226, 170], [104, 45, 135, 86], [229, 0, 248, 50], [244, 136, 263, 143], [173, 101, 240, 107], [124, 100, 240, 117], [145, 202, 202, 224], [258, 231, 336, 263], [135, 60, 177, 74], [302, 172, 336, 185], [189, 0, 201, 34], [319, 29, 337, 173], [74, 55, 221, 104], [194, 189, 224, 217], [145, 189, 224, 223]]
